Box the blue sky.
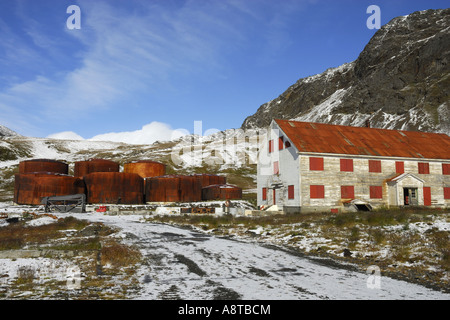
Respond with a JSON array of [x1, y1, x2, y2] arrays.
[[0, 0, 448, 143]]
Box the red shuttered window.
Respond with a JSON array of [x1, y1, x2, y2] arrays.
[[443, 164, 450, 175], [279, 136, 284, 151], [395, 161, 404, 174], [444, 187, 450, 200], [370, 186, 383, 199], [310, 185, 325, 199], [309, 157, 324, 171], [262, 188, 267, 201], [273, 161, 279, 175], [268, 140, 274, 153], [418, 162, 430, 174], [340, 159, 353, 172], [423, 187, 431, 206], [369, 160, 382, 173], [341, 186, 355, 199], [288, 185, 295, 199]]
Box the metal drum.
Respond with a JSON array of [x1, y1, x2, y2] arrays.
[[192, 174, 226, 188], [201, 184, 243, 201], [145, 175, 202, 203], [74, 159, 119, 178], [123, 160, 166, 178], [19, 159, 68, 175], [14, 173, 85, 205], [84, 172, 144, 204]]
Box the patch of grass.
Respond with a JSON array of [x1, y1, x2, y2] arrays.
[[100, 240, 142, 268], [368, 228, 387, 245], [327, 212, 358, 227], [427, 229, 450, 271], [14, 266, 36, 292], [441, 249, 450, 271], [348, 226, 360, 243], [0, 146, 18, 161], [0, 216, 98, 250], [387, 233, 422, 263], [49, 237, 102, 251]]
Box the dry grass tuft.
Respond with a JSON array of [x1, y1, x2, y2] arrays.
[[100, 240, 142, 268]]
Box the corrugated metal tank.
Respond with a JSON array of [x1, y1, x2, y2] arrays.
[[74, 159, 119, 178], [14, 173, 85, 205], [123, 160, 166, 178], [84, 172, 144, 204], [19, 159, 68, 175], [192, 174, 227, 188], [201, 184, 243, 201], [145, 175, 202, 203]]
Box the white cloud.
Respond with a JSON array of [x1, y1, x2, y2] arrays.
[[1, 0, 309, 136], [47, 131, 85, 140], [88, 121, 188, 145], [47, 121, 189, 145]]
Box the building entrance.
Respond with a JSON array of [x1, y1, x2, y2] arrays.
[[403, 188, 418, 206]]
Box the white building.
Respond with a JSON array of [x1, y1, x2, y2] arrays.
[[257, 119, 450, 213]]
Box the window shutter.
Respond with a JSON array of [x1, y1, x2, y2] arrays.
[[310, 157, 324, 171], [418, 162, 430, 174], [423, 187, 431, 206], [341, 186, 355, 199], [279, 136, 284, 150], [395, 161, 404, 174], [310, 185, 325, 199], [444, 187, 450, 200], [370, 186, 383, 199], [273, 161, 279, 175], [288, 185, 295, 199], [369, 160, 382, 173], [340, 159, 353, 172], [443, 164, 450, 175]]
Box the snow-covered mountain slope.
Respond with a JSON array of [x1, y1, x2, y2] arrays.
[[242, 9, 450, 135], [0, 128, 262, 202], [0, 125, 20, 138]]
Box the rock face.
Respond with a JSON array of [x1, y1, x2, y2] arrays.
[[0, 125, 20, 138], [242, 9, 450, 135]]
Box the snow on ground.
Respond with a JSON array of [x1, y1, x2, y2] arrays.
[[1, 204, 449, 300], [83, 212, 450, 300]]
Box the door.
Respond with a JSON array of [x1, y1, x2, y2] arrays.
[[423, 187, 431, 206], [403, 188, 418, 206]]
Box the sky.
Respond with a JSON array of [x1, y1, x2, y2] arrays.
[[0, 0, 448, 144]]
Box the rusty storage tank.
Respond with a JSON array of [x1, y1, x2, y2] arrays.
[[201, 184, 243, 201], [123, 160, 166, 178], [145, 175, 202, 203], [74, 159, 119, 178], [192, 174, 227, 188], [84, 172, 144, 204], [14, 173, 85, 205], [19, 159, 68, 175]]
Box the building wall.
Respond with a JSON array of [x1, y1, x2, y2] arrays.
[[299, 155, 449, 210], [257, 122, 450, 211], [257, 123, 300, 209]]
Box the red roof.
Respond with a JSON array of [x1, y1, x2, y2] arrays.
[[275, 119, 450, 160]]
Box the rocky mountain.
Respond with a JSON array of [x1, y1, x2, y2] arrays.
[[242, 9, 450, 135], [0, 125, 20, 138]]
